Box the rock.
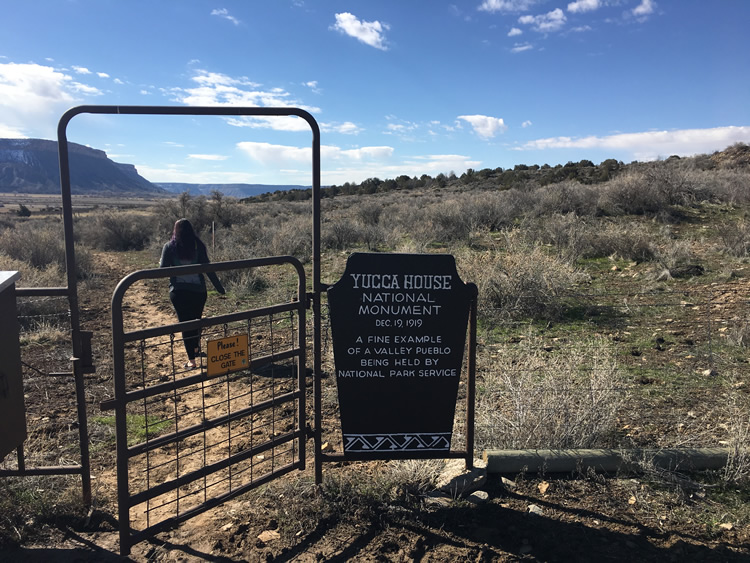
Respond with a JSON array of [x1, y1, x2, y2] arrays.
[[257, 530, 280, 543], [501, 476, 517, 489], [528, 504, 544, 516], [321, 441, 334, 452], [671, 264, 704, 278], [436, 458, 487, 497], [466, 490, 489, 505]]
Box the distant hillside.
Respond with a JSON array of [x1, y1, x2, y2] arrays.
[[0, 138, 165, 195], [156, 182, 310, 198]]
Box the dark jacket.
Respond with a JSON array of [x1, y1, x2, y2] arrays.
[[159, 242, 225, 294]]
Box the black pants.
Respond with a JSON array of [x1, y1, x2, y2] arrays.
[[169, 290, 207, 360]]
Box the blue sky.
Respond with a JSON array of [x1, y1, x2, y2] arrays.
[[1, 0, 749, 186]]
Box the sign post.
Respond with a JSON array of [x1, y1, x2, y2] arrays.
[[327, 253, 473, 457]]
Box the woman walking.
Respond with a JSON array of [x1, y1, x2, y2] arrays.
[[160, 218, 225, 369]]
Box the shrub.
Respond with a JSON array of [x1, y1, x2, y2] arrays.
[[77, 211, 156, 251], [720, 373, 750, 485], [356, 201, 384, 226], [581, 221, 656, 263], [599, 172, 668, 217], [650, 230, 699, 280], [268, 219, 312, 262], [0, 220, 93, 280], [424, 199, 473, 243], [476, 334, 625, 450], [461, 236, 579, 320], [322, 219, 362, 250], [458, 190, 526, 232], [532, 180, 599, 217], [717, 218, 750, 258]]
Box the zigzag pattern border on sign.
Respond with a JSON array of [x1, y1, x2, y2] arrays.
[[343, 433, 451, 452]]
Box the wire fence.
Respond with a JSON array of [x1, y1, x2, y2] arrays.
[[120, 311, 303, 534]]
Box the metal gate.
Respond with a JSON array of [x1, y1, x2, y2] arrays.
[[55, 105, 476, 556], [106, 257, 307, 555]]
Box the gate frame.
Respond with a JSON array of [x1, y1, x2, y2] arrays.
[[110, 256, 308, 555]]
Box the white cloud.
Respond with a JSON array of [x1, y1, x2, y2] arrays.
[[322, 121, 362, 135], [632, 0, 655, 17], [0, 62, 102, 138], [226, 115, 313, 132], [113, 78, 124, 85], [303, 80, 322, 94], [508, 27, 523, 36], [519, 8, 566, 32], [331, 12, 389, 51], [228, 140, 481, 185], [72, 65, 91, 75], [522, 120, 533, 128], [511, 42, 534, 52], [514, 126, 750, 160], [478, 0, 538, 13], [323, 153, 481, 185], [0, 123, 26, 138], [567, 0, 600, 14], [170, 70, 320, 133], [188, 154, 229, 161], [328, 146, 394, 160], [236, 141, 393, 165], [135, 164, 257, 184], [211, 8, 241, 25], [458, 115, 508, 139], [97, 72, 110, 78]]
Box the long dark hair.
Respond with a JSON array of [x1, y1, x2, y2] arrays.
[[169, 218, 204, 260]]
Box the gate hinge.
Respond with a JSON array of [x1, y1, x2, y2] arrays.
[[75, 330, 96, 374]]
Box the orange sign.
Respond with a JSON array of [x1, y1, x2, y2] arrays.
[[206, 334, 249, 377]]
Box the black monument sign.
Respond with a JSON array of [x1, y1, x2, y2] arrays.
[[327, 253, 473, 456]]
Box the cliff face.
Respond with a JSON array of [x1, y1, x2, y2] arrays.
[[0, 138, 165, 195]]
